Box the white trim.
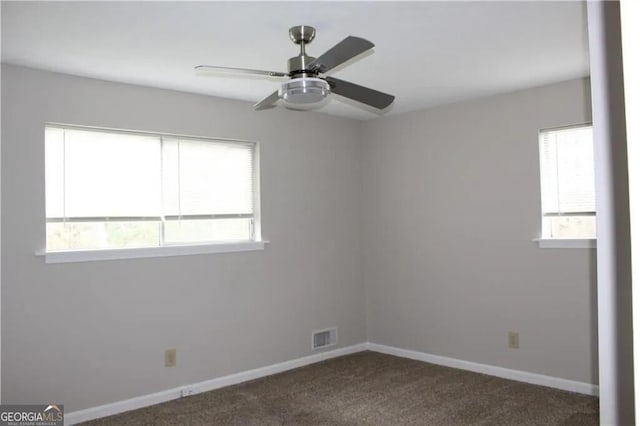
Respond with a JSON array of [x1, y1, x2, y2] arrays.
[[588, 2, 632, 423], [366, 343, 599, 396], [252, 141, 263, 242], [620, 0, 640, 419], [64, 342, 598, 424], [539, 122, 594, 133], [37, 240, 268, 264], [533, 238, 596, 249], [46, 122, 256, 146], [64, 343, 366, 425]]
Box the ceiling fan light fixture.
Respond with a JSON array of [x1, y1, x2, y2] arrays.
[[279, 77, 330, 108]]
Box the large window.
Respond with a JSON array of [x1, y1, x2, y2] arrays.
[[538, 124, 595, 240], [45, 125, 259, 252]]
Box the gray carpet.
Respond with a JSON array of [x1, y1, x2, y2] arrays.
[[83, 351, 598, 425]]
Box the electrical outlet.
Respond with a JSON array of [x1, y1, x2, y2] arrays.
[[165, 348, 176, 367], [181, 387, 195, 397], [508, 332, 519, 349]]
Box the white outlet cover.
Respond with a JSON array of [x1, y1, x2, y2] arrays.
[[180, 387, 195, 397]]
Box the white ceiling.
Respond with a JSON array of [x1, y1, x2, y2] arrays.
[[1, 1, 589, 120]]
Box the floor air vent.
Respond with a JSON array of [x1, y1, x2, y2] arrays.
[[312, 328, 337, 350]]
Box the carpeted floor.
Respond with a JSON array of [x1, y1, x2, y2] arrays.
[[82, 351, 598, 425]]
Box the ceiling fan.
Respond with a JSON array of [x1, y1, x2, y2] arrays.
[[195, 25, 395, 111]]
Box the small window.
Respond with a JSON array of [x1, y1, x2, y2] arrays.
[[45, 125, 259, 252], [538, 124, 595, 239]]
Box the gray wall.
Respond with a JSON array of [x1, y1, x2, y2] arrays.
[[1, 65, 366, 411], [1, 64, 598, 413], [361, 78, 597, 384]]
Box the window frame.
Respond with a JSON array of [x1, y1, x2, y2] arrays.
[[535, 122, 596, 249], [40, 123, 265, 263]]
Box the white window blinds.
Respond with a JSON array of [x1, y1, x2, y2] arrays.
[[46, 127, 162, 219], [161, 138, 254, 217], [45, 125, 258, 251], [538, 125, 595, 239]]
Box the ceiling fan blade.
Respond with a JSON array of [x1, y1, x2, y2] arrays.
[[308, 36, 374, 73], [254, 90, 281, 110], [325, 77, 394, 110], [195, 65, 288, 78]]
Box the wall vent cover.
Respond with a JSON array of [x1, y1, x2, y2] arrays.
[[312, 328, 338, 350]]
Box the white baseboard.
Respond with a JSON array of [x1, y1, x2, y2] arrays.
[[65, 343, 367, 425], [365, 343, 599, 396], [66, 341, 598, 424]]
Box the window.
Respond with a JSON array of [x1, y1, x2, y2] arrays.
[[538, 124, 595, 241], [45, 125, 260, 255]]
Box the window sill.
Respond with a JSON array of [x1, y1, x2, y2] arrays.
[[532, 238, 596, 249], [36, 240, 268, 264]]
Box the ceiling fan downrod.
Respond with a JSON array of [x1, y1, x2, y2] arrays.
[[288, 25, 318, 78]]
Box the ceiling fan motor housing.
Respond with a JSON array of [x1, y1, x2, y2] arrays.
[[288, 55, 316, 76]]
